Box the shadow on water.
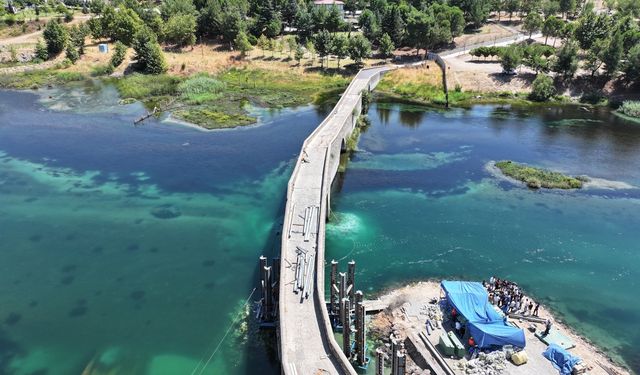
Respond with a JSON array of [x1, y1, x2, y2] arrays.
[[0, 328, 25, 375]]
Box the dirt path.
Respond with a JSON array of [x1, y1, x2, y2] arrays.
[[0, 15, 91, 46]]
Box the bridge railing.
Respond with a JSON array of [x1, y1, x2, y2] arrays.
[[279, 66, 392, 375]]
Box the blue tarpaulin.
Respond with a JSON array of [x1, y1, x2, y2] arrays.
[[441, 280, 526, 349], [543, 343, 582, 375]]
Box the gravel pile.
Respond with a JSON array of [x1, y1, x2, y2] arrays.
[[457, 351, 507, 375]]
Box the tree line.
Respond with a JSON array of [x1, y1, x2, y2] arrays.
[[36, 0, 640, 79]]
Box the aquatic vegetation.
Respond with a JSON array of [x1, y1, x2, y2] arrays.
[[494, 160, 584, 189], [351, 151, 468, 171], [150, 204, 182, 219], [173, 105, 256, 129], [110, 73, 181, 104], [177, 74, 226, 104], [547, 118, 602, 127], [619, 101, 640, 119], [0, 69, 85, 90]]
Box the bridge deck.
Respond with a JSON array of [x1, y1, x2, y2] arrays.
[[279, 67, 390, 375]]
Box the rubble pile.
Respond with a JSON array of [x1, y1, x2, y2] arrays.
[[419, 302, 443, 328], [457, 351, 508, 375]]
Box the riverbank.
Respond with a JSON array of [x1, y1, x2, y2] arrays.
[[366, 280, 630, 375], [0, 65, 348, 129]]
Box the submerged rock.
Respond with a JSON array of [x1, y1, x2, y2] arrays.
[[150, 204, 181, 219]]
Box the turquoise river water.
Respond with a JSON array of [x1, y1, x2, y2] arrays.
[[0, 84, 639, 374], [326, 103, 640, 373]]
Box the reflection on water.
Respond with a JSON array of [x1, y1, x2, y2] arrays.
[[327, 103, 640, 372], [0, 88, 327, 374]]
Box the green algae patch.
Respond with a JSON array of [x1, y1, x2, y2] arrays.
[[495, 160, 584, 189], [173, 105, 256, 129]]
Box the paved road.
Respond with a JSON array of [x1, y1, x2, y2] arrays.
[[279, 67, 390, 375]]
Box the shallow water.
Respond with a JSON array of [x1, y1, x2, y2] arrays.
[[0, 87, 328, 375], [327, 104, 640, 373]]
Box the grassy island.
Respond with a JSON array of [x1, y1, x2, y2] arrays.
[[108, 68, 348, 129], [494, 160, 585, 189]]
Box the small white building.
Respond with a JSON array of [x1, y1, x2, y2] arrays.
[[313, 0, 344, 14]]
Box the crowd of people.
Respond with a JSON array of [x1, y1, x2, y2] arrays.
[[483, 276, 540, 317]]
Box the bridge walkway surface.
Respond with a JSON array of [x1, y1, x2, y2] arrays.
[[278, 67, 391, 375]]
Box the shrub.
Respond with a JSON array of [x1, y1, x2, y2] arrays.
[[110, 41, 127, 68], [529, 74, 555, 101], [619, 101, 640, 118], [34, 40, 49, 61], [43, 20, 67, 57], [132, 27, 167, 74], [91, 63, 114, 76], [65, 44, 79, 63]]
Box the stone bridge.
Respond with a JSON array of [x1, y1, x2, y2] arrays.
[[278, 66, 392, 375]]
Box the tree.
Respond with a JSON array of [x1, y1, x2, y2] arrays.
[[160, 0, 196, 20], [574, 11, 611, 50], [348, 34, 371, 65], [306, 40, 316, 65], [264, 17, 282, 38], [326, 5, 343, 33], [68, 24, 87, 55], [221, 11, 243, 44], [542, 0, 560, 18], [529, 74, 556, 101], [523, 12, 543, 38], [359, 9, 379, 41], [623, 44, 640, 82], [311, 5, 329, 31], [379, 33, 394, 58], [257, 34, 269, 57], [382, 5, 405, 46], [295, 43, 304, 65], [542, 16, 564, 46], [65, 43, 79, 63], [43, 20, 67, 57], [282, 0, 299, 26], [90, 0, 105, 14], [500, 45, 522, 72], [332, 34, 349, 68], [602, 31, 623, 76], [406, 9, 433, 56], [552, 39, 579, 79], [112, 8, 144, 46], [313, 29, 333, 68], [583, 38, 606, 76], [34, 39, 49, 61], [559, 0, 576, 18], [295, 10, 314, 43], [163, 13, 197, 47], [286, 35, 297, 57], [505, 0, 519, 21], [523, 44, 553, 73], [132, 27, 167, 74], [234, 30, 252, 59], [110, 41, 127, 67]]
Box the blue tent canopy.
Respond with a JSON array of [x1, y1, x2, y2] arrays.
[[441, 280, 526, 349]]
